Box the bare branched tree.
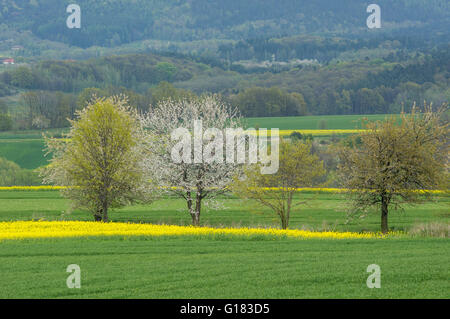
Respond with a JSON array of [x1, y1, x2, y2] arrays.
[[338, 103, 449, 233], [231, 139, 326, 229]]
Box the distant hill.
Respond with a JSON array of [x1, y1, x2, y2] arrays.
[[1, 0, 449, 48], [0, 1, 448, 120]]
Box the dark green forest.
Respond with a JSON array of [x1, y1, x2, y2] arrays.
[[1, 0, 449, 48]]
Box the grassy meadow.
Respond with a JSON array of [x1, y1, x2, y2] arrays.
[[0, 139, 47, 169], [1, 236, 448, 298], [0, 128, 64, 169]]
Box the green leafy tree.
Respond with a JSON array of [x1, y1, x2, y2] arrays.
[[291, 92, 308, 116], [0, 157, 41, 186], [0, 99, 7, 114], [352, 88, 386, 114], [232, 87, 307, 117], [337, 103, 449, 233], [148, 82, 196, 107], [106, 87, 149, 112], [232, 139, 326, 229], [155, 62, 177, 82], [77, 88, 107, 110], [0, 113, 12, 131], [42, 96, 152, 222], [10, 67, 34, 89]]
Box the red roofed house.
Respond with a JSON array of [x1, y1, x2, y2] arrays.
[[2, 58, 15, 65]]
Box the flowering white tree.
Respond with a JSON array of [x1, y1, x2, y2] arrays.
[[141, 95, 248, 226]]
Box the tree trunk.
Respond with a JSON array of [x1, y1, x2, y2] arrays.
[[191, 212, 200, 226], [285, 192, 293, 230], [281, 217, 288, 230], [279, 208, 288, 230], [102, 202, 108, 223], [186, 191, 198, 226], [186, 190, 203, 226], [191, 195, 202, 226], [381, 195, 389, 234]]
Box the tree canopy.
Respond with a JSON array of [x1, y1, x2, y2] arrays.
[[337, 103, 449, 233], [42, 96, 151, 222]]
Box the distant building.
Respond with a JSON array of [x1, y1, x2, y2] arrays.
[[11, 45, 24, 51], [2, 58, 15, 65]]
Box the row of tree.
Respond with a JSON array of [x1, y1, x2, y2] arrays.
[[231, 87, 307, 117], [0, 55, 192, 94], [5, 74, 447, 131], [42, 96, 448, 233], [217, 35, 442, 64], [1, 82, 198, 131], [0, 99, 12, 131], [1, 47, 447, 120]]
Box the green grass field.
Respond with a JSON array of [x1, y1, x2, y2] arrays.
[[0, 190, 448, 298], [0, 128, 66, 140], [0, 139, 48, 169], [0, 128, 64, 169], [0, 237, 448, 298]]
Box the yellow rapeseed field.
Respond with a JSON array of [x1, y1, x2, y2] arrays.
[[247, 129, 367, 136], [278, 129, 366, 136], [0, 186, 446, 194], [0, 186, 64, 191], [0, 221, 398, 240]]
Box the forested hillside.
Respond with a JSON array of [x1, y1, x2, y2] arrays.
[[0, 0, 448, 127], [0, 54, 202, 93], [0, 45, 448, 130], [1, 0, 449, 48]]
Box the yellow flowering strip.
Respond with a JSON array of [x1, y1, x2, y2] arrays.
[[1, 186, 446, 195], [0, 221, 389, 240], [259, 187, 447, 195], [0, 186, 66, 191], [248, 129, 367, 136], [260, 187, 349, 193], [280, 129, 367, 136]]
